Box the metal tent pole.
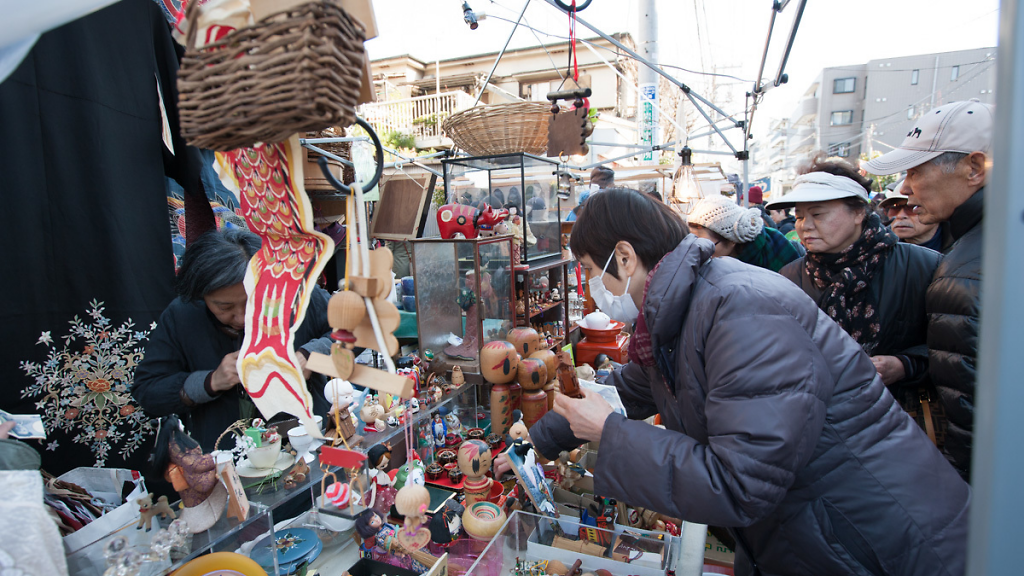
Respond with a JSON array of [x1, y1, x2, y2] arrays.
[[968, 1, 1024, 574], [472, 0, 531, 108]]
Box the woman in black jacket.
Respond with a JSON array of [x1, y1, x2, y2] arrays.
[[132, 229, 333, 451], [769, 157, 940, 437]]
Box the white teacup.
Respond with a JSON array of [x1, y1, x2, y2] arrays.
[[287, 427, 314, 463], [246, 438, 282, 469]]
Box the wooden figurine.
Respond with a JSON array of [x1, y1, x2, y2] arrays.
[[483, 340, 520, 437], [362, 443, 396, 514], [458, 439, 494, 507], [508, 327, 542, 358], [556, 351, 583, 399], [529, 350, 558, 383], [136, 494, 175, 532], [394, 484, 432, 550], [517, 357, 548, 391], [451, 365, 465, 387]]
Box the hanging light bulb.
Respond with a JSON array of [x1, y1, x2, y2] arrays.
[[670, 146, 703, 215]]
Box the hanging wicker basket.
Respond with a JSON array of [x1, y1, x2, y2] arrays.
[[442, 102, 551, 156], [177, 1, 366, 151]]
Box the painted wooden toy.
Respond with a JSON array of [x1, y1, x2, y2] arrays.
[[458, 439, 494, 507], [481, 341, 519, 384], [517, 357, 548, 391], [528, 350, 558, 384], [508, 327, 542, 358], [437, 203, 509, 240], [451, 365, 465, 387], [556, 350, 583, 399]]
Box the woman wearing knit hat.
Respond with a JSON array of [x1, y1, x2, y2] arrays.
[[769, 156, 942, 438], [687, 195, 804, 272]]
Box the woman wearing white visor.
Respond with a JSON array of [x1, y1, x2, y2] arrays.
[[768, 156, 943, 441]]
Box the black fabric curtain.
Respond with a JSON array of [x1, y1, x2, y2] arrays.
[[0, 0, 210, 475]]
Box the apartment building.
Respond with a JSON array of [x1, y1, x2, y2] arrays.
[[756, 47, 996, 196]]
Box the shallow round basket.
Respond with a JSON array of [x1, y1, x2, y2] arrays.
[[442, 102, 550, 156]]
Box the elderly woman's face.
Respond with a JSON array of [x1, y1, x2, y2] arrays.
[[203, 282, 248, 332], [794, 200, 865, 254]]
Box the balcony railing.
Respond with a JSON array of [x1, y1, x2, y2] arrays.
[[359, 91, 477, 147]]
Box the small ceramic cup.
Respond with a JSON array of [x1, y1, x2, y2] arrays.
[[247, 439, 282, 469]]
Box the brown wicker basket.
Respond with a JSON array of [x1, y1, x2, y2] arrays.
[[177, 1, 366, 151], [442, 102, 551, 156]]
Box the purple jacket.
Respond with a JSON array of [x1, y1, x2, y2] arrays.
[[532, 237, 969, 576]]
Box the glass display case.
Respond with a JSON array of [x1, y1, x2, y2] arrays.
[[412, 235, 515, 376], [466, 511, 684, 576], [442, 154, 562, 264]]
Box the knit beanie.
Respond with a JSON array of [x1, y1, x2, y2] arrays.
[[688, 195, 763, 243], [748, 185, 763, 205]]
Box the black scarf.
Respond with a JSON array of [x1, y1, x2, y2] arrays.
[[804, 213, 898, 354]]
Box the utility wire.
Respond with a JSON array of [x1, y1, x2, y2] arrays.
[[484, 13, 753, 83]]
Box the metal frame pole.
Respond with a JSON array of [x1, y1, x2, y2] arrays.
[[540, 0, 741, 128], [472, 0, 531, 107], [968, 1, 1024, 574]]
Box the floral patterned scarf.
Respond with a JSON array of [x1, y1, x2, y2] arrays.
[[628, 264, 661, 368], [804, 212, 897, 354]]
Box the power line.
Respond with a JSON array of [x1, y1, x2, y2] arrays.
[[483, 13, 754, 83]]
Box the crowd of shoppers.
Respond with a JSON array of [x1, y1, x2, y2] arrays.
[[524, 99, 991, 574]]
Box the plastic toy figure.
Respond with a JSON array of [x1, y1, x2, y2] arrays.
[[362, 443, 396, 513], [432, 414, 447, 448]]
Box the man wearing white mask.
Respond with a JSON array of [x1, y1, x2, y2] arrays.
[[514, 188, 969, 576]]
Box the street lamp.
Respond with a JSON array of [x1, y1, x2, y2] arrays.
[[670, 145, 703, 215]]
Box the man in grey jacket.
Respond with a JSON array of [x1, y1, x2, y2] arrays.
[[864, 99, 992, 481], [522, 189, 969, 576]]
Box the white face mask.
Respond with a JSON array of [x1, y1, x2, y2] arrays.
[[588, 252, 640, 325]]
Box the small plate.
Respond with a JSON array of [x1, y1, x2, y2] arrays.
[[236, 452, 295, 478]]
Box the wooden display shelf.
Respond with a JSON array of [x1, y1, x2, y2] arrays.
[[528, 301, 563, 319]]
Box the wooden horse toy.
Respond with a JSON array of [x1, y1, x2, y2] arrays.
[[136, 493, 176, 531]]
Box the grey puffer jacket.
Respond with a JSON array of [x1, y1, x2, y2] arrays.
[[532, 237, 969, 576]]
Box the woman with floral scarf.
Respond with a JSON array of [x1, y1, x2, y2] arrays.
[[771, 156, 941, 439]]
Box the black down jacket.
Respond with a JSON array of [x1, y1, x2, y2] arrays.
[[779, 242, 940, 410], [929, 188, 984, 480], [133, 287, 334, 452], [532, 237, 969, 576]]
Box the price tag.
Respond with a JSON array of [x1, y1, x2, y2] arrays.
[[217, 456, 250, 522]]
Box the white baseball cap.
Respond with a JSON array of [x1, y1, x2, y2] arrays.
[[878, 179, 908, 209], [863, 99, 994, 175]]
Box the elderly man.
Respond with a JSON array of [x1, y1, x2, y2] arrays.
[[863, 99, 992, 481], [881, 180, 945, 252]]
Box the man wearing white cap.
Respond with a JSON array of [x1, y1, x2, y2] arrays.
[[881, 179, 945, 252], [863, 99, 992, 481]]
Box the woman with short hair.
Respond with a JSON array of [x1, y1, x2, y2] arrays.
[[521, 187, 967, 576], [133, 229, 333, 451], [769, 157, 940, 433]]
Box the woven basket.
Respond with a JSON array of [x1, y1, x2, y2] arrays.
[[177, 1, 366, 151], [442, 102, 550, 156]]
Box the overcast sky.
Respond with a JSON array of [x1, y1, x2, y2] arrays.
[[367, 0, 1000, 136]]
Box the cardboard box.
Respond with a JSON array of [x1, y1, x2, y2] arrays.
[[59, 468, 146, 553], [704, 529, 735, 568], [611, 532, 666, 565]]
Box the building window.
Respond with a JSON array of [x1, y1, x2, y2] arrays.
[[907, 106, 915, 120], [828, 143, 850, 158], [951, 66, 960, 81], [830, 110, 854, 126], [911, 69, 920, 85], [833, 77, 856, 94]]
